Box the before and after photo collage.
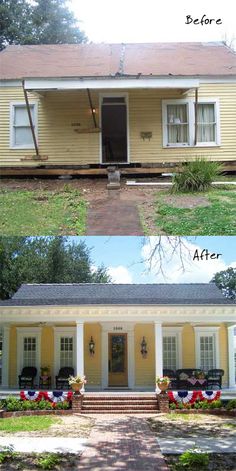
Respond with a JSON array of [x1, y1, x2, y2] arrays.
[[0, 0, 236, 469]]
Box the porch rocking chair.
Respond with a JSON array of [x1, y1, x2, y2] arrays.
[[55, 367, 75, 390], [18, 366, 37, 389], [207, 369, 224, 389]]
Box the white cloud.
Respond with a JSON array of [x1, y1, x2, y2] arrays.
[[108, 266, 133, 283], [141, 237, 236, 283]]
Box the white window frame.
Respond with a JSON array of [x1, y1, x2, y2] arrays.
[[10, 101, 38, 149], [162, 98, 220, 148], [16, 327, 41, 385], [54, 327, 76, 384], [162, 327, 182, 371], [194, 326, 220, 371]]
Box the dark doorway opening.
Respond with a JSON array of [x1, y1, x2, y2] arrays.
[[101, 99, 128, 163]]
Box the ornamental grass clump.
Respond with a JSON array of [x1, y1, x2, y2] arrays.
[[172, 158, 223, 193], [178, 448, 209, 470]]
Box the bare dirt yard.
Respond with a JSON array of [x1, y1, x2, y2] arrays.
[[148, 413, 236, 470]]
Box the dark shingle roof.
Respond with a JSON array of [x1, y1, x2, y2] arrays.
[[0, 283, 233, 306]]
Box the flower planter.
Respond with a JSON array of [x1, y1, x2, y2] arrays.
[[156, 382, 169, 393], [71, 382, 84, 393]]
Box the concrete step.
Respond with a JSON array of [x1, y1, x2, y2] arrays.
[[83, 395, 156, 401], [82, 399, 157, 405]]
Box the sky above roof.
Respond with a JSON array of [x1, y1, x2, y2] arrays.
[[71, 0, 236, 45], [68, 236, 236, 284]]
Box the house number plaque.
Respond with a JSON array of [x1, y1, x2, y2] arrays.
[[113, 326, 123, 331]]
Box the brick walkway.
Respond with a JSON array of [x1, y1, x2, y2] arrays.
[[86, 196, 144, 235], [78, 415, 169, 470]]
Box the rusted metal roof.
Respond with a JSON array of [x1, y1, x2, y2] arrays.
[[0, 42, 236, 80]]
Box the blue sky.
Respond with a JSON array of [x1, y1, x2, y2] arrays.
[[69, 237, 236, 284]]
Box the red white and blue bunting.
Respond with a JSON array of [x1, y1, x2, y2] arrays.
[[44, 391, 73, 404], [20, 390, 73, 405], [20, 391, 43, 401], [198, 390, 221, 402], [168, 390, 222, 405], [168, 390, 199, 404]]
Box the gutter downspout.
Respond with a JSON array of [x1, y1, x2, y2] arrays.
[[194, 87, 198, 146]]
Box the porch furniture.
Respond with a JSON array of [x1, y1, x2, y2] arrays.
[[55, 367, 74, 390], [39, 375, 52, 389], [18, 367, 37, 389], [163, 369, 177, 389], [176, 369, 202, 390], [207, 369, 224, 389]]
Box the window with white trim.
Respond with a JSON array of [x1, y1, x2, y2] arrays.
[[199, 335, 216, 371], [23, 337, 37, 367], [234, 350, 236, 382], [196, 103, 216, 144], [162, 99, 220, 147], [163, 335, 177, 370], [11, 103, 36, 148], [60, 337, 74, 368]]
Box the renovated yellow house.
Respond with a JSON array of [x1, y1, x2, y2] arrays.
[[0, 283, 235, 391], [0, 42, 236, 173]]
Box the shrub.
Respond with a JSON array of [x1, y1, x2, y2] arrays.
[[5, 397, 23, 411], [209, 399, 222, 409], [179, 448, 209, 469], [37, 400, 54, 410], [37, 453, 61, 470], [226, 399, 236, 410], [172, 158, 223, 193], [55, 401, 70, 410], [169, 402, 177, 410]]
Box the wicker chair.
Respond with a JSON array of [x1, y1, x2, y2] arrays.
[[207, 369, 224, 389], [18, 367, 37, 389], [55, 367, 74, 389]]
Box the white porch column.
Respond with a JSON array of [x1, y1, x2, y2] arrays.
[[76, 322, 84, 377], [228, 325, 236, 388], [1, 325, 10, 388], [154, 322, 163, 378]]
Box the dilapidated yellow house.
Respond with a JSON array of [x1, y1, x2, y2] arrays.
[[0, 283, 235, 391], [0, 42, 236, 174]]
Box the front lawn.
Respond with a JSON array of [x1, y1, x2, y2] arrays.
[[0, 416, 60, 433], [0, 187, 87, 235], [154, 188, 236, 235]]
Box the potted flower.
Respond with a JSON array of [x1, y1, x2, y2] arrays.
[[68, 374, 87, 392], [41, 366, 50, 384], [156, 376, 170, 393]]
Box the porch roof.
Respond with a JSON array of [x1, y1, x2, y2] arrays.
[[0, 283, 234, 306], [1, 42, 236, 81]]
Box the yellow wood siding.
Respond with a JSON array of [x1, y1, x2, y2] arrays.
[[1, 83, 236, 166], [134, 324, 155, 386], [84, 323, 101, 386], [41, 326, 54, 379]]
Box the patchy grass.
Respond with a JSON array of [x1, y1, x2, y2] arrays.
[[0, 186, 87, 235], [155, 189, 236, 235], [0, 416, 60, 433]]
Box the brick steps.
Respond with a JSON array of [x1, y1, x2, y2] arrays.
[[81, 394, 159, 414]]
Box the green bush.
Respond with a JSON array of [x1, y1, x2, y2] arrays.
[[37, 453, 61, 470], [0, 445, 15, 464], [226, 399, 236, 410], [55, 401, 70, 410], [179, 448, 209, 469], [172, 158, 223, 193], [169, 402, 177, 410], [5, 397, 24, 411], [209, 399, 222, 409], [37, 400, 54, 410]]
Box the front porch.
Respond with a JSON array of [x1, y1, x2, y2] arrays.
[[1, 316, 235, 391]]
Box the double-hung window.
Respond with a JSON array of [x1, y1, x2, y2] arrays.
[[163, 335, 178, 370], [10, 102, 37, 149], [162, 99, 219, 147], [194, 327, 219, 372], [60, 337, 74, 368]]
